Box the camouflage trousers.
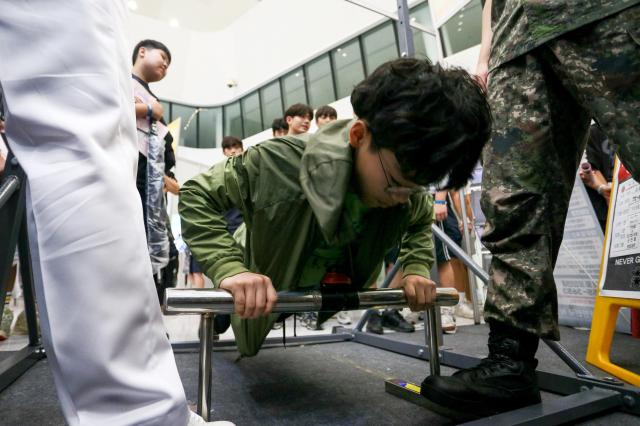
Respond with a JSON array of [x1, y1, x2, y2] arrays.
[[481, 5, 640, 340]]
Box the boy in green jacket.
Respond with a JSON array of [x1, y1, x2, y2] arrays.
[[179, 58, 491, 356]]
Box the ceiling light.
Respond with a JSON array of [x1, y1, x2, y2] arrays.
[[169, 18, 180, 28], [295, 72, 300, 77], [341, 52, 347, 57], [458, 21, 463, 26], [457, 28, 462, 32], [459, 14, 464, 18], [337, 48, 342, 52], [127, 0, 138, 10]]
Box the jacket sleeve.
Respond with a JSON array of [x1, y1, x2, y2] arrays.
[[179, 151, 257, 287], [398, 193, 435, 279]]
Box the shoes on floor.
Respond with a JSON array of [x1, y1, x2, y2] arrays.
[[300, 312, 322, 330], [366, 311, 384, 335], [187, 410, 235, 425], [336, 311, 352, 325], [420, 325, 541, 421], [381, 309, 415, 333], [0, 308, 13, 341], [440, 307, 456, 334], [455, 300, 477, 319], [404, 310, 424, 325]]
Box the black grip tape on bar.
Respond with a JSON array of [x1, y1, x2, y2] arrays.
[[320, 289, 360, 311]]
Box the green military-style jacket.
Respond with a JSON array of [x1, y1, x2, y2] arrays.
[[179, 119, 434, 355]]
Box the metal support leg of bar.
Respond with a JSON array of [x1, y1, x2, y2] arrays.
[[426, 307, 440, 376], [457, 189, 482, 324], [197, 314, 215, 421], [354, 261, 402, 332]]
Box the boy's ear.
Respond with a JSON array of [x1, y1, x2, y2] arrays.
[[348, 120, 367, 149]]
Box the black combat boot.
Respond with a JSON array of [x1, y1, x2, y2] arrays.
[[420, 321, 541, 421]]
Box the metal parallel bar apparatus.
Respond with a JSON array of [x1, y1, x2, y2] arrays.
[[164, 286, 459, 419]]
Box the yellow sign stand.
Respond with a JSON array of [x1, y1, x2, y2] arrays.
[[586, 160, 640, 386]]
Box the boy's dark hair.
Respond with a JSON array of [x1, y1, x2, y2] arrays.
[[271, 118, 289, 133], [315, 105, 337, 120], [132, 39, 172, 65], [284, 103, 314, 121], [221, 136, 243, 150], [351, 58, 491, 190]]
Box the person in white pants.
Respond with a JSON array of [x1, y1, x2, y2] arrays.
[[0, 1, 230, 425]]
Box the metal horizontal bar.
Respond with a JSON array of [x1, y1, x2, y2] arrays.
[[164, 287, 459, 315], [387, 379, 623, 426], [460, 387, 622, 426], [344, 0, 437, 36], [0, 346, 45, 393], [0, 175, 20, 211], [171, 332, 354, 353]]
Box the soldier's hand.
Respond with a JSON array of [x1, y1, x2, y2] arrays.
[[401, 275, 436, 312], [219, 272, 278, 318]]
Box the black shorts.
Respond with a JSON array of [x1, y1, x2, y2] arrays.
[[189, 255, 202, 274], [434, 208, 462, 264]]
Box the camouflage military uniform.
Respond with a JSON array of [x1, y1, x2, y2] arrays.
[[482, 1, 640, 339]]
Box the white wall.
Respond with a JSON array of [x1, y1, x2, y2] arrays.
[[126, 0, 419, 105]]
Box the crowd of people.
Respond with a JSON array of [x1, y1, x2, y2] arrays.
[[0, 0, 638, 424]]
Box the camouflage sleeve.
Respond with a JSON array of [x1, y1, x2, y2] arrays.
[[398, 193, 435, 279]]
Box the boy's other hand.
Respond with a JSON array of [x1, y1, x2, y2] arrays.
[[401, 275, 436, 311], [219, 272, 278, 319]]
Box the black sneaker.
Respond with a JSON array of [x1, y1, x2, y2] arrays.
[[382, 309, 415, 333], [366, 311, 384, 335], [420, 330, 541, 421]]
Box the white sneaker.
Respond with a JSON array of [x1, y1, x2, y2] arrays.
[[336, 311, 352, 325], [455, 300, 476, 319], [440, 307, 457, 334], [187, 410, 235, 426]]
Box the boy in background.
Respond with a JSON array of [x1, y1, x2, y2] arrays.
[[315, 105, 338, 128], [284, 103, 313, 136]]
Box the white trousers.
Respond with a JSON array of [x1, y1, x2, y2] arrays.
[[0, 1, 189, 425]]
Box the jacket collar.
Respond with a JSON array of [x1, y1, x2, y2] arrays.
[[299, 119, 356, 244]]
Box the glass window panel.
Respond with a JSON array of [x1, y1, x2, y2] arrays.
[[224, 101, 243, 138], [331, 39, 365, 99], [241, 92, 262, 137], [438, 0, 482, 57], [171, 103, 198, 148], [160, 100, 171, 120], [305, 54, 335, 108], [362, 22, 398, 74], [410, 3, 439, 61], [281, 68, 307, 108], [198, 107, 222, 148], [260, 81, 283, 129]]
